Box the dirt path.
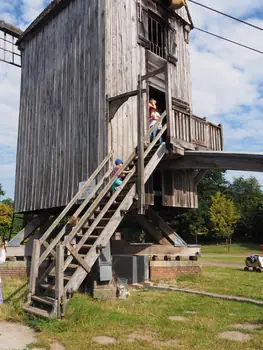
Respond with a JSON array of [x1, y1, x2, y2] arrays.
[[0, 321, 65, 350], [202, 254, 246, 258], [201, 260, 244, 269], [147, 285, 263, 306]]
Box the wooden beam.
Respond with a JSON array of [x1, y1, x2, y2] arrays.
[[146, 208, 187, 246], [29, 239, 40, 297], [108, 89, 146, 121], [141, 66, 165, 81], [8, 212, 50, 246], [55, 243, 64, 318], [137, 74, 145, 215], [134, 214, 171, 245], [160, 151, 263, 172]]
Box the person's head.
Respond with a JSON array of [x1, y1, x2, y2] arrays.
[[70, 216, 78, 226], [115, 158, 123, 167], [149, 98, 157, 109], [1, 237, 7, 250]]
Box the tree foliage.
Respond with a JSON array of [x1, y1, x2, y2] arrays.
[[0, 202, 13, 237], [0, 184, 5, 199], [162, 171, 263, 245], [210, 192, 240, 243]]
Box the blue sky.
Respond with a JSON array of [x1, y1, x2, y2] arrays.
[[1, 0, 263, 199]]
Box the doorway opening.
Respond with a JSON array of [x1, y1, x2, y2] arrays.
[[149, 86, 167, 143]]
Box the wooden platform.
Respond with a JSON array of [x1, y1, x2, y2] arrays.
[[161, 151, 263, 172], [111, 241, 200, 257]]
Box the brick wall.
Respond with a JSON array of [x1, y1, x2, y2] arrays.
[[0, 261, 30, 280], [150, 261, 201, 281]]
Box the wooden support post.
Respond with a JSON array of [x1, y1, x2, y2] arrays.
[[219, 124, 224, 151], [165, 62, 171, 143], [55, 243, 64, 318], [137, 74, 145, 215], [29, 239, 40, 297]]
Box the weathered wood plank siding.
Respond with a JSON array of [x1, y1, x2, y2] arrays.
[[15, 0, 106, 213], [167, 14, 192, 146], [162, 170, 198, 208], [105, 0, 146, 161]]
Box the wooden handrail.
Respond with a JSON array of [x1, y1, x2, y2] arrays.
[[39, 151, 113, 245], [144, 111, 167, 142], [38, 167, 113, 265]]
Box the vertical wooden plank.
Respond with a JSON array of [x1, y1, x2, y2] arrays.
[[29, 239, 40, 296], [137, 75, 145, 214], [145, 175, 154, 206], [55, 243, 64, 318]]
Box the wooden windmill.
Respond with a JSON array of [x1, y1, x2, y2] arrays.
[[1, 0, 263, 318]]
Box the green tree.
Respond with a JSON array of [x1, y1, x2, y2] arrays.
[[1, 198, 14, 207], [0, 184, 5, 199], [210, 192, 240, 250], [173, 171, 229, 243], [228, 176, 263, 241], [0, 202, 13, 237]]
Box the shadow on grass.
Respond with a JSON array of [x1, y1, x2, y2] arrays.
[[3, 282, 28, 303]]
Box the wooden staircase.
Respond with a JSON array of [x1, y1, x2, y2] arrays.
[[23, 113, 168, 318]]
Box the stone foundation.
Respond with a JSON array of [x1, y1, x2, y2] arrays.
[[150, 261, 201, 281], [0, 261, 30, 280]]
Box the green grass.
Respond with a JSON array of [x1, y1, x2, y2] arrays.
[[1, 267, 263, 350], [22, 291, 263, 350], [201, 243, 260, 255], [177, 265, 263, 300], [0, 278, 28, 322]]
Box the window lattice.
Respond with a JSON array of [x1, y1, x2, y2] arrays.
[[148, 15, 166, 58]]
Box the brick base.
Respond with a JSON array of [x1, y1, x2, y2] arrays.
[[0, 261, 30, 280], [150, 261, 201, 281]]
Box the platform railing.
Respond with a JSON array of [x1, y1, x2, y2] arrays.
[[172, 106, 223, 151]]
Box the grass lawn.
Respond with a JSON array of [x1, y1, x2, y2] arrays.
[[1, 276, 263, 350], [201, 242, 260, 255], [177, 265, 263, 301]]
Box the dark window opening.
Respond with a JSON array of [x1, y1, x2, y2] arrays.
[[148, 14, 166, 58]]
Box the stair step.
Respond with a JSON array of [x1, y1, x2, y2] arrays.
[[23, 305, 50, 319], [93, 226, 105, 231], [49, 273, 71, 281], [31, 295, 55, 306], [84, 225, 105, 231], [86, 218, 110, 226], [77, 234, 99, 240], [80, 244, 93, 249], [68, 263, 79, 269], [40, 283, 55, 291]]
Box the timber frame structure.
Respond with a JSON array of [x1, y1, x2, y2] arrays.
[[1, 0, 263, 318]]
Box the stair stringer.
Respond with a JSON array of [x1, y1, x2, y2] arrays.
[[8, 212, 50, 247], [145, 207, 187, 246], [65, 143, 167, 293]]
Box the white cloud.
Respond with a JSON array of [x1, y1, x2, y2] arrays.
[[188, 0, 263, 185]]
